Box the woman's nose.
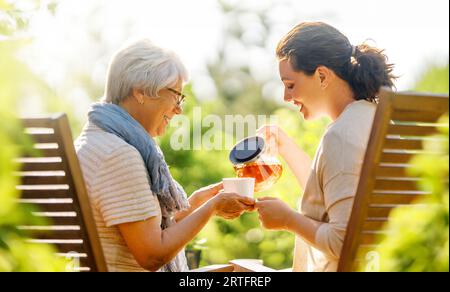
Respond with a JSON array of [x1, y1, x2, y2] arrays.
[[284, 93, 293, 103]]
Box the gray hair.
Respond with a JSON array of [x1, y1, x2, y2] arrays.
[[103, 39, 189, 104]]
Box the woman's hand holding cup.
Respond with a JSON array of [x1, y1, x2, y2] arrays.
[[211, 191, 255, 220]]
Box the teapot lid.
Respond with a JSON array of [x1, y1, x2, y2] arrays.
[[229, 136, 265, 165]]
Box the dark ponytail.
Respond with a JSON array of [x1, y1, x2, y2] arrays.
[[349, 44, 396, 102], [276, 22, 397, 103]]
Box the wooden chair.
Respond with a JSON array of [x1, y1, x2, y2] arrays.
[[16, 114, 107, 272], [338, 88, 449, 271]]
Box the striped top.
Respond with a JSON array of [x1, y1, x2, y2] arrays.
[[75, 122, 161, 272]]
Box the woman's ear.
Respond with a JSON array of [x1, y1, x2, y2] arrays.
[[316, 66, 334, 90], [132, 88, 145, 105]]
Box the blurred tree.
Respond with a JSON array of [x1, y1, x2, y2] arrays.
[[0, 0, 66, 272], [204, 0, 284, 117]]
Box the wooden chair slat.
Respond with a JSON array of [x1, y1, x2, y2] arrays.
[[29, 241, 85, 254], [391, 110, 444, 123], [21, 115, 64, 128], [373, 179, 420, 191], [20, 148, 62, 158], [20, 175, 69, 186], [45, 218, 80, 228], [384, 137, 424, 150], [375, 165, 410, 177], [360, 233, 385, 245], [379, 152, 415, 164], [363, 220, 388, 231], [19, 202, 75, 212], [31, 229, 84, 240], [19, 189, 70, 199], [391, 93, 449, 112], [56, 252, 87, 258], [31, 214, 80, 226], [370, 193, 429, 204], [338, 89, 449, 272], [27, 133, 58, 144], [20, 162, 65, 172], [387, 124, 445, 136], [366, 203, 417, 219], [366, 206, 394, 219]]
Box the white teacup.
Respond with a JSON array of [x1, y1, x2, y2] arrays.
[[222, 178, 255, 198]]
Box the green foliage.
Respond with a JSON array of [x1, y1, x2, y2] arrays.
[[414, 64, 449, 94], [377, 64, 449, 272], [378, 116, 449, 272], [0, 0, 59, 37], [0, 2, 66, 272], [0, 42, 67, 272]]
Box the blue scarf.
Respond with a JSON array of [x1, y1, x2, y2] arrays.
[[88, 102, 189, 272]]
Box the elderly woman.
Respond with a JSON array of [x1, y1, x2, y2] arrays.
[[75, 39, 254, 272]]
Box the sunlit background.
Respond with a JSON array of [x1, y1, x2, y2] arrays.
[[1, 0, 449, 271], [19, 0, 450, 117]]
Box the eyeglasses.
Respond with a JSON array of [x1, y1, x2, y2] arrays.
[[167, 88, 186, 108]]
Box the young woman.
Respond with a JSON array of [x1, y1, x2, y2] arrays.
[[255, 22, 396, 272]]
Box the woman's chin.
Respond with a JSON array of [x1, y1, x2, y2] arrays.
[[156, 129, 166, 137], [156, 124, 169, 136], [300, 110, 317, 121], [303, 112, 322, 121], [299, 109, 309, 120]]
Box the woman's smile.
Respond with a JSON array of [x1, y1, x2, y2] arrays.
[[292, 100, 304, 112]]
